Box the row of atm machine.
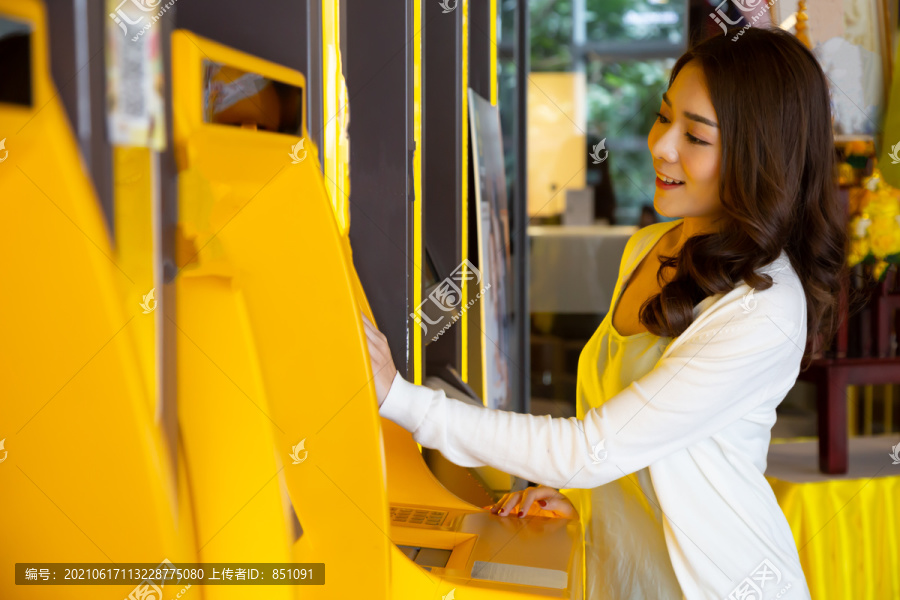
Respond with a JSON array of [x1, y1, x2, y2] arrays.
[[0, 0, 584, 598]]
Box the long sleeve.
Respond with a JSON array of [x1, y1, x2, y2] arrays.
[[378, 311, 804, 490]]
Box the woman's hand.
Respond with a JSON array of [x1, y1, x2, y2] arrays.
[[361, 312, 399, 407], [485, 485, 578, 520]]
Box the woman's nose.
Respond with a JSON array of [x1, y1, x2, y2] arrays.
[[649, 129, 678, 165]]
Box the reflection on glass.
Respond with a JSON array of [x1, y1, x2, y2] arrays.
[[585, 0, 686, 44]]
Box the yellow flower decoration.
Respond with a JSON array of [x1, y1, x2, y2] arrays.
[[867, 215, 900, 258], [846, 168, 900, 275]]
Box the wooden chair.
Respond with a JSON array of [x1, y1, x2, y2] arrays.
[[796, 264, 900, 473]]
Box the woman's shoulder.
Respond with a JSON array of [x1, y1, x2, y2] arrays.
[[751, 249, 807, 330], [628, 219, 682, 248], [620, 223, 805, 338], [621, 219, 683, 265], [688, 250, 807, 344]]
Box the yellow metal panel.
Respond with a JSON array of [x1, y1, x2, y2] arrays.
[[113, 146, 157, 415], [321, 0, 351, 236], [172, 30, 329, 600], [0, 3, 190, 599], [175, 274, 294, 600], [172, 29, 392, 599]]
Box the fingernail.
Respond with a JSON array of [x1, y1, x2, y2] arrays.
[[538, 500, 546, 507], [517, 511, 523, 517]]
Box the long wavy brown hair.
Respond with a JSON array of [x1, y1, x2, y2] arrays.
[[640, 25, 855, 371]]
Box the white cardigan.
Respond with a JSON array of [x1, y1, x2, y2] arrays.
[[378, 223, 812, 599]]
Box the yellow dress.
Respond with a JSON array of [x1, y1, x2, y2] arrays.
[[562, 226, 684, 600]]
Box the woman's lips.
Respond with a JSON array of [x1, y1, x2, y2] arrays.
[[655, 176, 684, 190]]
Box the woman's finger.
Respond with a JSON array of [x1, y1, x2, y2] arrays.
[[361, 312, 375, 328], [361, 312, 379, 337], [489, 493, 509, 514], [362, 328, 383, 361], [360, 311, 399, 407], [362, 312, 388, 344], [361, 314, 389, 361], [361, 313, 378, 339], [541, 497, 577, 519], [363, 328, 386, 360], [518, 486, 542, 517], [537, 486, 578, 519], [498, 491, 524, 516]]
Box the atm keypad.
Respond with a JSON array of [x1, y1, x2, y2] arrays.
[[390, 506, 447, 528]]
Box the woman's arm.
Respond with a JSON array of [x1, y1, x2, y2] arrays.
[[377, 311, 803, 490]]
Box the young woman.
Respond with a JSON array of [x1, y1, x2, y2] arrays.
[[363, 25, 846, 600]]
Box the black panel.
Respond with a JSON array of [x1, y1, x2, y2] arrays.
[[174, 0, 305, 72], [305, 0, 323, 168], [467, 0, 491, 101], [345, 0, 417, 378], [423, 0, 464, 372], [513, 0, 530, 413]]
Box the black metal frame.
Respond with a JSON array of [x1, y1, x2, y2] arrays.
[[345, 0, 419, 379], [306, 0, 323, 166], [422, 0, 464, 375], [46, 0, 113, 238], [514, 0, 530, 413]]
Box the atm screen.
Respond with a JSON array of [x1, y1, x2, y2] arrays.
[[0, 17, 32, 106], [202, 59, 304, 134]]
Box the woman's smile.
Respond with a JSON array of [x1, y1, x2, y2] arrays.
[[655, 174, 685, 190]]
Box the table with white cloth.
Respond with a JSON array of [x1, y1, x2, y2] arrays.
[[529, 224, 637, 315]]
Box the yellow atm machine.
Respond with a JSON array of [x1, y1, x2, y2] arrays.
[[1, 0, 582, 597], [0, 2, 197, 599], [171, 14, 582, 599]]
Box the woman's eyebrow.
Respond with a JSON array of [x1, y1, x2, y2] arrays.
[[662, 92, 719, 128]]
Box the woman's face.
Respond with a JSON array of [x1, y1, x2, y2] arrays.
[[647, 60, 723, 222]]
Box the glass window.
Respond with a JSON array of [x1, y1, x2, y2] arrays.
[[586, 58, 677, 223], [585, 0, 687, 45], [497, 0, 687, 224], [0, 17, 33, 107]]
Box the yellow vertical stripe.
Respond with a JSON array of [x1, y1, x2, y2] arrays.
[[413, 0, 423, 385], [490, 0, 497, 106], [461, 0, 470, 383], [322, 0, 351, 236]]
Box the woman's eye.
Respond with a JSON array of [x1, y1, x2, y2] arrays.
[[655, 111, 709, 145], [686, 133, 709, 145]]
